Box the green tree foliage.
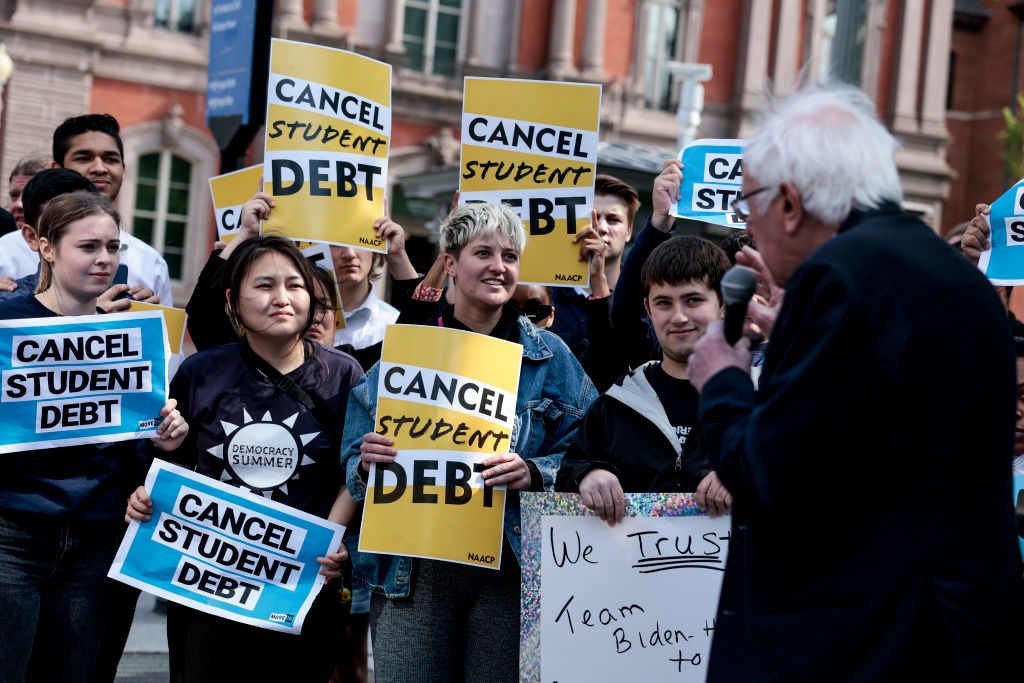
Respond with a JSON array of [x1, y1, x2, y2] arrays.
[[1000, 93, 1024, 181]]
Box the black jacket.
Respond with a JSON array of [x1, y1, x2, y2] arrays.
[[700, 204, 1022, 681], [557, 362, 710, 493]]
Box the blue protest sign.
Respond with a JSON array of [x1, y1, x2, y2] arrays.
[[978, 178, 1024, 284], [109, 460, 344, 633], [0, 312, 168, 454], [1014, 475, 1024, 563], [206, 0, 258, 125], [672, 138, 746, 229]]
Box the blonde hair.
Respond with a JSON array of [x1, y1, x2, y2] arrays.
[[440, 202, 526, 257]]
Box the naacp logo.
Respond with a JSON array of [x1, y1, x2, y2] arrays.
[[206, 408, 320, 497]]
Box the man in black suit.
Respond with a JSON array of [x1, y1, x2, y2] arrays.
[[689, 84, 1022, 681]]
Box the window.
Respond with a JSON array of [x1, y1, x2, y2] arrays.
[[403, 0, 462, 76], [643, 0, 682, 111], [132, 151, 192, 280], [825, 0, 867, 85], [155, 0, 198, 34]]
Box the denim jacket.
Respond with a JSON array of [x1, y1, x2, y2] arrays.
[[341, 316, 597, 598]]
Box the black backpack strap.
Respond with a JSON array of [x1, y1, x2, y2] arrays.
[[241, 340, 340, 453]]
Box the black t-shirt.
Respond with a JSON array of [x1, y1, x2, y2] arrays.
[[644, 362, 699, 451]]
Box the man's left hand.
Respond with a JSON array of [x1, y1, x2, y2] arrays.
[[689, 320, 751, 392]]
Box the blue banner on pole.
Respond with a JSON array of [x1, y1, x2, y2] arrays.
[[0, 312, 168, 454], [672, 138, 746, 229], [206, 0, 258, 125], [978, 178, 1024, 284], [109, 460, 344, 633]]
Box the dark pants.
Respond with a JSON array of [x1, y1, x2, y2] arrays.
[[369, 554, 521, 683], [0, 512, 122, 683], [166, 585, 341, 683]]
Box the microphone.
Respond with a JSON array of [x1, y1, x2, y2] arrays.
[[721, 266, 758, 345]]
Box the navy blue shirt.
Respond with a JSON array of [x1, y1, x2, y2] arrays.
[[0, 295, 146, 520], [157, 341, 363, 520]]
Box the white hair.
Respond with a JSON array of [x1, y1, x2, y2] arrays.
[[440, 202, 527, 256], [745, 83, 903, 226]]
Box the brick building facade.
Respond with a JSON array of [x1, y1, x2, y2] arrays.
[[0, 1, 972, 302]]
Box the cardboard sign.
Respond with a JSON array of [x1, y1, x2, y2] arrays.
[[360, 324, 522, 569], [0, 312, 169, 454], [978, 178, 1024, 284], [297, 241, 346, 333], [209, 165, 264, 242], [520, 493, 729, 682], [262, 39, 391, 252], [672, 139, 747, 229], [459, 78, 601, 287], [128, 301, 188, 378], [110, 459, 343, 633]]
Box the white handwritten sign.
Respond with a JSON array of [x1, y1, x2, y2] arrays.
[[521, 493, 729, 682]]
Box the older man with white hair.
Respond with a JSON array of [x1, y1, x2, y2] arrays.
[[689, 84, 1021, 681]]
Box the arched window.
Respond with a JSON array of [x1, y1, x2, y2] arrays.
[[132, 151, 193, 280], [119, 114, 217, 305]]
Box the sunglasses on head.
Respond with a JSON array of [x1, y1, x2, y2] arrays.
[[517, 301, 553, 321]]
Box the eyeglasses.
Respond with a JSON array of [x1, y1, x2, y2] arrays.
[[731, 186, 771, 222], [517, 302, 553, 321]]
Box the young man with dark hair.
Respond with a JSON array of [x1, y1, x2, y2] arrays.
[[50, 113, 173, 305], [556, 235, 733, 523], [551, 176, 639, 344], [549, 174, 641, 390]]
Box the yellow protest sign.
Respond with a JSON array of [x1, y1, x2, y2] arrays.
[[360, 325, 522, 569], [297, 241, 346, 332], [459, 78, 602, 286], [128, 301, 188, 377], [208, 165, 263, 242], [262, 39, 391, 252]]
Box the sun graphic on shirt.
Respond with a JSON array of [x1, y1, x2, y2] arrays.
[[206, 408, 321, 497]]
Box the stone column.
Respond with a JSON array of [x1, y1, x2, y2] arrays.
[[465, 0, 490, 68], [385, 0, 406, 54], [312, 0, 340, 33], [803, 0, 827, 80], [547, 0, 577, 81], [681, 0, 706, 63], [858, 0, 889, 100], [734, 0, 773, 136], [890, 0, 924, 132], [274, 0, 306, 31], [920, 0, 953, 136], [772, 0, 801, 92], [580, 0, 607, 80]]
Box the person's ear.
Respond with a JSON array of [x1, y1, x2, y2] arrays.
[[37, 237, 55, 263], [21, 224, 39, 251], [643, 297, 652, 317], [779, 182, 804, 235], [442, 252, 458, 281]]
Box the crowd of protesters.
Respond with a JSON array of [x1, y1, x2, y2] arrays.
[[1, 81, 1022, 683]]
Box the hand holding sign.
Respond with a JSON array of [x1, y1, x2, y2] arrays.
[[976, 178, 1024, 283], [573, 208, 611, 298], [150, 397, 188, 451], [962, 203, 991, 266], [479, 452, 531, 490], [652, 159, 683, 232], [359, 431, 397, 474], [672, 139, 746, 228]]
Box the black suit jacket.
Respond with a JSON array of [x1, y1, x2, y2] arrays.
[[700, 204, 1022, 681]]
